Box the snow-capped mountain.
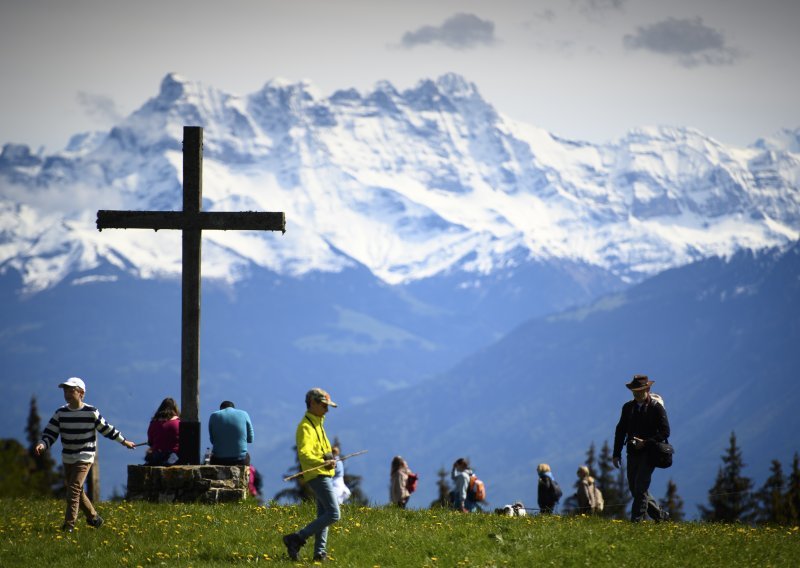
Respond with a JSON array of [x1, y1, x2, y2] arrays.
[[1, 72, 798, 294]]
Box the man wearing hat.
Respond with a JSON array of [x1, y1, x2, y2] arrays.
[[283, 388, 340, 562], [34, 377, 136, 532], [612, 374, 670, 522]]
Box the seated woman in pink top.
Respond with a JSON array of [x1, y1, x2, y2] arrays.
[[145, 397, 180, 466]]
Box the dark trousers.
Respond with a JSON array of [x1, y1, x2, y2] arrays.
[[210, 452, 250, 466], [626, 450, 664, 522]]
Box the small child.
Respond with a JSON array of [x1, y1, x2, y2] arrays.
[[35, 377, 135, 532]]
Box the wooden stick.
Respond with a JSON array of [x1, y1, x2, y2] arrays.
[[284, 450, 368, 481]]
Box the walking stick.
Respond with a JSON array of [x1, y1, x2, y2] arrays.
[[133, 442, 148, 447], [284, 450, 368, 481]]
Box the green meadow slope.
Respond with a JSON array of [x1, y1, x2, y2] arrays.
[[1, 498, 798, 567]]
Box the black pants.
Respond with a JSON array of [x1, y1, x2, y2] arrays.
[[210, 452, 250, 466], [626, 450, 664, 522]]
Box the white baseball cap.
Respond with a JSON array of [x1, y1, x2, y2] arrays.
[[58, 377, 86, 392]]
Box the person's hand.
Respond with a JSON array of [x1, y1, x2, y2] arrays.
[[123, 440, 136, 449], [612, 456, 621, 469], [34, 443, 45, 456], [324, 459, 336, 468]]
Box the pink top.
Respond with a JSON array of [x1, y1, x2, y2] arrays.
[[147, 416, 180, 454]]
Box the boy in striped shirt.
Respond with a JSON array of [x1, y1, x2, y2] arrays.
[[35, 377, 136, 532]]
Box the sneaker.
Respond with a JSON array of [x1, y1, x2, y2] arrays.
[[87, 515, 104, 528], [283, 533, 305, 561]]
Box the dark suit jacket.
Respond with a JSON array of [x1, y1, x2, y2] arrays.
[[613, 397, 670, 459]]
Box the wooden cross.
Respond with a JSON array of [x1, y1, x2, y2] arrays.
[[97, 126, 285, 464]]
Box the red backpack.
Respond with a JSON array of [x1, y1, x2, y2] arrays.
[[405, 471, 418, 494]]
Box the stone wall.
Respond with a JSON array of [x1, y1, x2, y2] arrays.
[[127, 464, 249, 503]]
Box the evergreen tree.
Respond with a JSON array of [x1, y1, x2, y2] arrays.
[[755, 459, 788, 524], [698, 431, 755, 522], [342, 470, 369, 506], [660, 479, 685, 522], [597, 440, 629, 519], [787, 453, 800, 525], [430, 467, 452, 509], [25, 396, 60, 496], [0, 439, 38, 497], [274, 445, 314, 504]]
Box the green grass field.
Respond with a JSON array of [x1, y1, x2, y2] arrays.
[[1, 498, 798, 567]]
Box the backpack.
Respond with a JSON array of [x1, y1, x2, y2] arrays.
[[650, 393, 665, 408], [405, 471, 418, 494], [467, 474, 486, 502], [551, 480, 563, 502], [592, 484, 604, 512]]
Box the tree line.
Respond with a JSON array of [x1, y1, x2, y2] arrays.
[[4, 397, 799, 525]]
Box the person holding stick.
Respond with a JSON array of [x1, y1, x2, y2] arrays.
[[34, 377, 136, 532], [283, 388, 340, 562]]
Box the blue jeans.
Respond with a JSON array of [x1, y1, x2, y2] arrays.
[[298, 476, 340, 557], [626, 450, 664, 522]]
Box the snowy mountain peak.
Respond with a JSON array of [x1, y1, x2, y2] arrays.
[[157, 72, 192, 102], [1, 74, 799, 294], [753, 127, 800, 153]]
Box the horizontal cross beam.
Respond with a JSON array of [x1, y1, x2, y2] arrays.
[[97, 210, 286, 233]]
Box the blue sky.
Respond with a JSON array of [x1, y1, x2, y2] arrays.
[[2, 0, 798, 151]]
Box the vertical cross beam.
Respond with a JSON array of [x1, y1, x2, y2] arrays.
[[180, 126, 203, 465], [97, 125, 285, 466]]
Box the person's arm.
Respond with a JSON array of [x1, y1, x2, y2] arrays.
[[586, 482, 596, 509], [245, 414, 254, 444], [454, 471, 467, 508], [208, 414, 216, 446], [35, 411, 60, 454], [612, 403, 629, 467], [96, 409, 135, 448], [576, 480, 589, 508]]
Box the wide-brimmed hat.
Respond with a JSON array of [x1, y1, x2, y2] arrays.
[[626, 374, 655, 391], [58, 377, 86, 392], [306, 387, 338, 407]]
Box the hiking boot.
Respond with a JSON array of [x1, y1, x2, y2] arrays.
[[87, 515, 104, 528], [313, 552, 328, 562], [61, 523, 74, 533], [283, 533, 305, 561], [656, 510, 670, 523]]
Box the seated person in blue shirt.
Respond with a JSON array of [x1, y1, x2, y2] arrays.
[[208, 401, 254, 465]]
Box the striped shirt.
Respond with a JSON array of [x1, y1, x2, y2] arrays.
[[40, 403, 128, 464]]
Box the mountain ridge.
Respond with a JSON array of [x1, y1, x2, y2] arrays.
[[2, 72, 798, 295]]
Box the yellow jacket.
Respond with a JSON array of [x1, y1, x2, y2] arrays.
[[296, 411, 334, 481]]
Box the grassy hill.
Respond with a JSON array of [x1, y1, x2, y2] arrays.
[[1, 498, 797, 566]]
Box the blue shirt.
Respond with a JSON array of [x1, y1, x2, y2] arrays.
[[208, 407, 254, 460]]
